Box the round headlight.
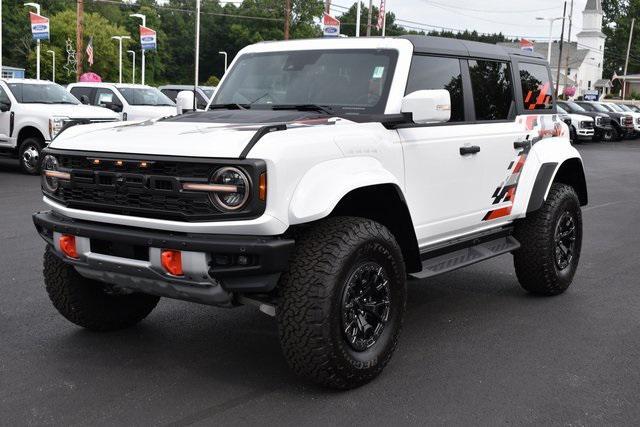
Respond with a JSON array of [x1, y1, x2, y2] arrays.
[[42, 155, 60, 193], [210, 167, 250, 211]]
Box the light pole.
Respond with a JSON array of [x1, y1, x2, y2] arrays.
[[129, 13, 146, 85], [127, 50, 136, 84], [47, 49, 55, 82], [536, 16, 564, 64], [218, 51, 227, 74], [24, 2, 41, 79], [111, 36, 130, 84], [194, 0, 201, 110]]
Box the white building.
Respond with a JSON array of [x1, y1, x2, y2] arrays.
[[500, 0, 607, 97]]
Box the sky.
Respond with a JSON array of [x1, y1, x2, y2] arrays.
[[330, 0, 590, 41]]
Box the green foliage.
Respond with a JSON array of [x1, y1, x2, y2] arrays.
[[205, 75, 220, 86]]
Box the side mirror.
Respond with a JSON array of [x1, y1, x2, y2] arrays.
[[105, 102, 123, 113], [401, 89, 451, 124], [0, 100, 11, 112], [176, 90, 195, 115], [79, 95, 90, 105]]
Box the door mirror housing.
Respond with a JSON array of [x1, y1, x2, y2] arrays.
[[176, 90, 195, 114], [401, 89, 451, 124], [79, 95, 90, 105], [0, 100, 11, 112]]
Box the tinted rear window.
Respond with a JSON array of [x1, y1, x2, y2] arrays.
[[519, 62, 553, 110], [468, 60, 515, 121]]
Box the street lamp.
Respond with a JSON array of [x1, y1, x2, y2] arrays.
[[218, 51, 228, 74], [111, 35, 130, 84], [194, 0, 201, 110], [24, 2, 41, 79], [127, 50, 136, 84], [129, 13, 146, 85], [47, 50, 55, 82], [536, 16, 565, 64]]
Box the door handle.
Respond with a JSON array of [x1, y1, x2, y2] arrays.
[[459, 145, 480, 155], [513, 140, 530, 150]]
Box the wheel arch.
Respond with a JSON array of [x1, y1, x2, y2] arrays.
[[17, 125, 46, 145], [527, 157, 588, 213], [328, 184, 422, 273]]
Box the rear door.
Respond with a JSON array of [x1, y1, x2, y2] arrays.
[[398, 56, 524, 247]]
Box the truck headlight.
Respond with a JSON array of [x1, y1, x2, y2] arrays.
[[210, 167, 250, 211], [41, 155, 70, 193], [49, 116, 69, 139]]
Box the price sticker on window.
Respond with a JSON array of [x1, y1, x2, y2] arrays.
[[372, 66, 385, 79]]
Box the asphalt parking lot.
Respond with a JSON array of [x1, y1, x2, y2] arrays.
[[1, 139, 640, 426]]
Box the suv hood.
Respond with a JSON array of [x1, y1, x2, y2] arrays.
[[19, 103, 120, 119], [50, 110, 335, 158]]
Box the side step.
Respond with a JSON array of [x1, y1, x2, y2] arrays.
[[410, 235, 520, 279]]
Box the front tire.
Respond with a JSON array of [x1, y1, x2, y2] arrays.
[[44, 247, 160, 331], [277, 217, 407, 389], [19, 137, 44, 174], [513, 183, 582, 296]]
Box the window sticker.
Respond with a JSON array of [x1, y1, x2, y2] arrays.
[[372, 66, 385, 79]]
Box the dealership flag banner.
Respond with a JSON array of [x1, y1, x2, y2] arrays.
[[376, 0, 385, 31], [140, 26, 157, 51], [29, 12, 50, 41], [322, 13, 340, 37], [520, 39, 534, 52]]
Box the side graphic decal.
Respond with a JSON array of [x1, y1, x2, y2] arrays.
[[482, 114, 565, 221]]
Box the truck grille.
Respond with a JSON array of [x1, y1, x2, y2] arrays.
[[595, 116, 611, 127], [624, 116, 634, 127], [47, 151, 266, 222]]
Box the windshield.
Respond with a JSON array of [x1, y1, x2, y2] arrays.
[[617, 104, 632, 112], [557, 105, 568, 114], [118, 87, 175, 106], [8, 83, 79, 104], [584, 102, 610, 113], [212, 49, 398, 114], [563, 101, 586, 112], [201, 88, 215, 99], [607, 103, 624, 112]]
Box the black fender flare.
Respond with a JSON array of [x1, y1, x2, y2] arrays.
[[527, 158, 588, 213]]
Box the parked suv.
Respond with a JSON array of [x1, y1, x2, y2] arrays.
[[67, 82, 176, 122], [34, 37, 587, 389], [0, 79, 119, 174], [557, 100, 613, 142]]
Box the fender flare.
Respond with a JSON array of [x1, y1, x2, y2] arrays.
[[288, 157, 402, 224], [527, 157, 587, 213]]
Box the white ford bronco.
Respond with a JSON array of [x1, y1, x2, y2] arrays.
[[33, 36, 587, 389], [0, 79, 119, 174]]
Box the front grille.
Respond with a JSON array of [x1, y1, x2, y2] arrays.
[[580, 121, 594, 129], [596, 116, 611, 127], [624, 116, 634, 127], [47, 151, 266, 222]]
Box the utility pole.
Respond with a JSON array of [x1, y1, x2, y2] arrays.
[[130, 14, 146, 85], [284, 0, 291, 40], [563, 0, 574, 96], [623, 18, 636, 100], [356, 1, 361, 37], [325, 0, 331, 13], [554, 2, 567, 100], [76, 0, 83, 81], [127, 50, 135, 84], [366, 0, 372, 36], [111, 36, 130, 83], [47, 50, 55, 82], [194, 0, 201, 110]]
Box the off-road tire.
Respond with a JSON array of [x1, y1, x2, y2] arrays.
[[19, 137, 44, 174], [43, 247, 160, 331], [513, 183, 582, 296], [277, 217, 407, 389]]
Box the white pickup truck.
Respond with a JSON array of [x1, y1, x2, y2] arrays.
[[34, 36, 587, 389], [0, 79, 119, 173]]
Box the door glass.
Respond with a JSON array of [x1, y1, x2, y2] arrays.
[[468, 60, 515, 121], [405, 55, 464, 122], [519, 62, 553, 111], [95, 89, 121, 107]]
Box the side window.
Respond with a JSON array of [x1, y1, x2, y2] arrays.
[[70, 86, 93, 104], [519, 62, 553, 110], [95, 89, 121, 107], [468, 60, 515, 121], [0, 87, 10, 104], [161, 89, 179, 102], [196, 92, 208, 110], [405, 55, 464, 122]]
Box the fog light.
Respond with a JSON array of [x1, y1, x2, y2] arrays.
[[59, 234, 78, 259], [161, 249, 183, 276], [237, 255, 249, 266]]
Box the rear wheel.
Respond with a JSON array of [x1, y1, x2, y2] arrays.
[[19, 137, 43, 174], [513, 183, 582, 296], [277, 217, 407, 389], [44, 247, 160, 331]]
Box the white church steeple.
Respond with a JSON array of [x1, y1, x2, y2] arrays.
[[576, 0, 605, 90]]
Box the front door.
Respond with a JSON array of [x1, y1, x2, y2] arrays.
[[0, 85, 13, 148], [399, 56, 524, 247]]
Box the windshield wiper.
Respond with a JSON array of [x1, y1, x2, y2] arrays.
[[270, 104, 334, 115], [208, 103, 249, 110]]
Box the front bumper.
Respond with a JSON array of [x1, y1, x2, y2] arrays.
[[33, 211, 295, 306]]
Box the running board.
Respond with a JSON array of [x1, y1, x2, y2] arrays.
[[410, 235, 520, 279]]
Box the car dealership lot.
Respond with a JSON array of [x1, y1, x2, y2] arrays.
[[1, 140, 640, 425]]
